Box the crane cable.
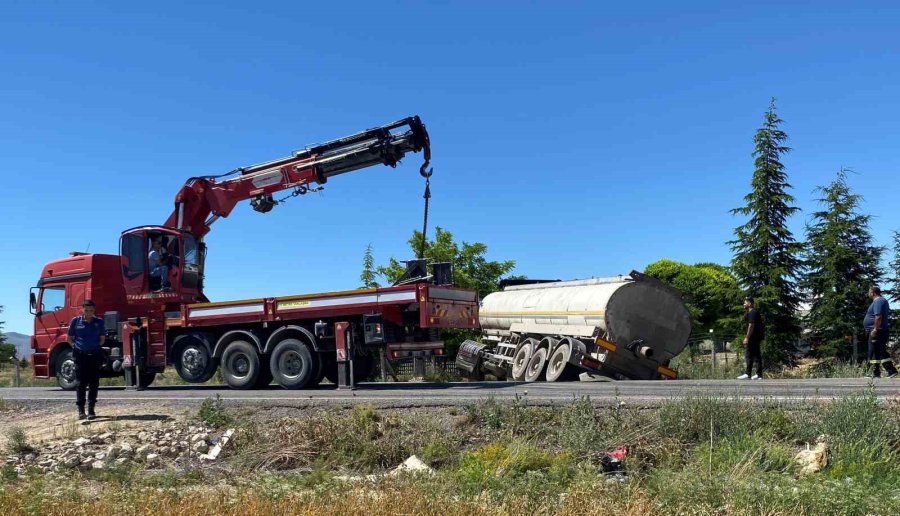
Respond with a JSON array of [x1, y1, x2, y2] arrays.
[[417, 151, 433, 260]]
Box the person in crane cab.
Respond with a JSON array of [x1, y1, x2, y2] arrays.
[[68, 299, 106, 420], [148, 235, 171, 291]]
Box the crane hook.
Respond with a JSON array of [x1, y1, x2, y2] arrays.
[[419, 159, 433, 179]]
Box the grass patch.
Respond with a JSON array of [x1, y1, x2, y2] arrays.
[[4, 427, 33, 455], [1, 394, 899, 514], [197, 394, 233, 428]]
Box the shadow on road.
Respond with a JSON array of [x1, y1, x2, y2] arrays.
[[85, 381, 527, 392]]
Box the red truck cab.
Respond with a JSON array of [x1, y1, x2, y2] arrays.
[[30, 253, 134, 387]]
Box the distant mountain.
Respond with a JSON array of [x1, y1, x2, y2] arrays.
[[2, 332, 32, 359]]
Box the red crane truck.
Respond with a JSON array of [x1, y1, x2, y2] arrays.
[[28, 116, 480, 390]]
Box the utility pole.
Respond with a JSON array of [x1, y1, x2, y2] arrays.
[[709, 328, 716, 374]]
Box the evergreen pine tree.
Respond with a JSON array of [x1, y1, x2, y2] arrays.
[[360, 243, 379, 288], [886, 230, 900, 303], [729, 98, 804, 364], [802, 169, 883, 359]]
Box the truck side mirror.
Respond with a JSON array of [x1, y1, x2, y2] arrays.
[[29, 289, 37, 315]]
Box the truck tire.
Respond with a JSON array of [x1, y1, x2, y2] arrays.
[[254, 359, 274, 388], [511, 338, 538, 381], [140, 371, 157, 387], [524, 347, 549, 382], [221, 340, 262, 389], [174, 339, 216, 383], [56, 348, 77, 391], [269, 338, 317, 389], [545, 341, 576, 382]]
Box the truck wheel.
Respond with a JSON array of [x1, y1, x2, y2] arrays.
[[270, 338, 317, 389], [254, 360, 274, 388], [221, 340, 262, 390], [140, 371, 157, 387], [511, 338, 538, 381], [545, 341, 575, 382], [174, 340, 216, 383], [56, 348, 77, 391], [524, 347, 549, 382]]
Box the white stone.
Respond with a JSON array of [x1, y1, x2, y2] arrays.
[[97, 432, 114, 441], [91, 460, 105, 470], [63, 456, 82, 468], [389, 455, 434, 476], [73, 437, 91, 447], [114, 457, 129, 466], [191, 441, 209, 454], [135, 444, 155, 456], [94, 452, 107, 461], [145, 453, 159, 463], [190, 433, 209, 443]]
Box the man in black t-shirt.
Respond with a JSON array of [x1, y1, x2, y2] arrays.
[[738, 297, 765, 380]]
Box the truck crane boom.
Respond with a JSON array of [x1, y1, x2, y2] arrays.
[[164, 115, 431, 239]]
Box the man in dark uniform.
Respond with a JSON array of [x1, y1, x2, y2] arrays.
[[863, 286, 898, 379], [67, 299, 106, 420], [738, 296, 765, 380]]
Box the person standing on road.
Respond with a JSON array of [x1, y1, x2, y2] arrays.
[[738, 297, 765, 380], [67, 299, 106, 420], [863, 286, 898, 379]]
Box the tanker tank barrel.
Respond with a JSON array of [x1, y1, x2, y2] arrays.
[[468, 273, 692, 381]]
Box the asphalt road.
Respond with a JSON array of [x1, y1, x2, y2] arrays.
[[1, 378, 897, 407]]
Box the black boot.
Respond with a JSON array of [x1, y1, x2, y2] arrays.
[[77, 406, 87, 420], [87, 404, 97, 421]]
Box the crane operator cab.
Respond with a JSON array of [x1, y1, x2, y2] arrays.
[[120, 226, 206, 304]]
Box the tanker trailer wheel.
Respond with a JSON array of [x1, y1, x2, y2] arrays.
[[221, 340, 262, 390], [545, 340, 578, 382], [174, 338, 216, 383], [55, 348, 78, 391], [511, 338, 538, 381], [524, 347, 550, 382], [270, 338, 317, 389]]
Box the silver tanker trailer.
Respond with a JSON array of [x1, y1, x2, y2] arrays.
[[456, 271, 692, 381]]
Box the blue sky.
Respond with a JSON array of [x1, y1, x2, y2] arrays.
[[2, 1, 899, 334]]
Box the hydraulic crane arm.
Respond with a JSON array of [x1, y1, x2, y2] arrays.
[[164, 116, 432, 239]]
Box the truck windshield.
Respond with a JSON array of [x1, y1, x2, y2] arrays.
[[40, 286, 65, 313]]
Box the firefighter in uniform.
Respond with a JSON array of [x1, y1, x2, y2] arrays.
[[863, 286, 898, 379]]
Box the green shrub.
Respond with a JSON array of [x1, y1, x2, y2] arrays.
[[454, 439, 573, 494], [197, 394, 233, 428], [5, 426, 33, 455]]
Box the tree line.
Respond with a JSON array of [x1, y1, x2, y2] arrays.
[[649, 99, 898, 364]]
